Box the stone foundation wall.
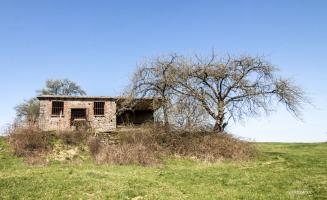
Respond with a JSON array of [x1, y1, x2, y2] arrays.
[[38, 99, 116, 132]]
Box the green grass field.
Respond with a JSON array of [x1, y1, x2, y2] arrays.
[[0, 137, 326, 200]]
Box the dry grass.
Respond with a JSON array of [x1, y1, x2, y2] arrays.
[[58, 130, 88, 145], [7, 126, 53, 156], [87, 136, 101, 156], [24, 155, 49, 166], [89, 125, 258, 165], [94, 143, 159, 166], [1, 138, 326, 199], [6, 125, 90, 165], [6, 124, 258, 166], [154, 130, 258, 161], [88, 131, 160, 166]]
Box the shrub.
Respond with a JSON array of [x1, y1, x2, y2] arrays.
[[95, 143, 159, 166], [89, 124, 258, 165], [7, 126, 52, 156], [87, 136, 101, 156], [154, 130, 258, 161], [58, 130, 88, 145]]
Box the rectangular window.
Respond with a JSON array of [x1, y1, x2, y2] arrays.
[[52, 101, 64, 116], [94, 102, 105, 116]]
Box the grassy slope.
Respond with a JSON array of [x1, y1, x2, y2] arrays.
[[0, 138, 326, 200]]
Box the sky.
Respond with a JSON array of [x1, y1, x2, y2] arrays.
[[0, 0, 326, 142]]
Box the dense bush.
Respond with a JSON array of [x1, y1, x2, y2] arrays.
[[95, 143, 159, 166], [6, 124, 258, 166], [154, 130, 258, 161], [7, 126, 89, 159], [7, 126, 53, 156], [89, 125, 258, 165], [87, 136, 101, 156], [58, 130, 88, 145]]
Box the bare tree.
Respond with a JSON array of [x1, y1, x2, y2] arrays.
[[174, 53, 307, 132], [131, 54, 178, 127], [38, 79, 86, 96], [170, 95, 210, 130]]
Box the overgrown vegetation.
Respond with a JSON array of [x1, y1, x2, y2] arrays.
[[5, 124, 257, 166], [7, 126, 53, 157], [5, 125, 87, 163], [94, 143, 159, 166], [90, 125, 258, 165], [0, 136, 326, 199], [58, 130, 88, 145]]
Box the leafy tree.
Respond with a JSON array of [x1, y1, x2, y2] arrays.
[[15, 98, 40, 126], [38, 79, 86, 96], [15, 79, 86, 125]]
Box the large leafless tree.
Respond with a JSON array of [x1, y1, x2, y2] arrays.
[[174, 53, 307, 132], [131, 54, 178, 127], [170, 95, 210, 130]]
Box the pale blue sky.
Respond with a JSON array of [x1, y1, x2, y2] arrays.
[[0, 0, 326, 142]]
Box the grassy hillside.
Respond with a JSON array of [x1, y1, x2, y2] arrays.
[[0, 137, 326, 199]]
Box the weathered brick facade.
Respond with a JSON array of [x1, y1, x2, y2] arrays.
[[38, 96, 117, 132]]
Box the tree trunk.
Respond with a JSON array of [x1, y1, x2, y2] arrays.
[[162, 105, 169, 129], [214, 100, 225, 132]]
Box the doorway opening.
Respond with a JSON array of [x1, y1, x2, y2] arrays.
[[71, 108, 87, 127]]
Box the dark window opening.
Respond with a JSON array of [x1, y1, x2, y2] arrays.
[[71, 109, 87, 126], [94, 102, 105, 116], [117, 110, 154, 125], [52, 101, 64, 116]]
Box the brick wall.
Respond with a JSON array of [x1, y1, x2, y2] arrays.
[[38, 99, 116, 132]]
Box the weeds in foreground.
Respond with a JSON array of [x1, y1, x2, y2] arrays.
[[6, 124, 258, 166], [89, 125, 258, 165], [7, 126, 53, 156]]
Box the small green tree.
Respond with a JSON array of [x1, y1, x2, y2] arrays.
[[38, 79, 86, 96], [15, 98, 40, 126], [15, 79, 86, 126]]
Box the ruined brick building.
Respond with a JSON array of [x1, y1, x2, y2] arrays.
[[37, 95, 160, 132]]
